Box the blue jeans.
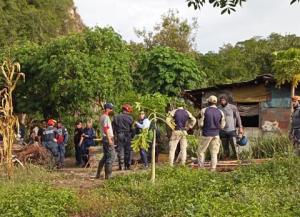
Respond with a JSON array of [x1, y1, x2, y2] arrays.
[[43, 141, 59, 163], [140, 149, 148, 167], [57, 144, 65, 166]]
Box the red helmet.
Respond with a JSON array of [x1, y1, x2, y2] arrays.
[[47, 119, 56, 126], [122, 104, 133, 113]]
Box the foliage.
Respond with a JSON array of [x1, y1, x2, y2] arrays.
[[248, 135, 294, 159], [0, 60, 24, 178], [186, 0, 299, 14], [273, 48, 300, 87], [1, 27, 133, 118], [135, 9, 198, 53], [0, 166, 76, 217], [135, 46, 206, 96], [198, 34, 300, 87], [0, 0, 84, 47], [78, 157, 300, 217]]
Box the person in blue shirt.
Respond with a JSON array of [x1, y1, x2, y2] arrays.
[[81, 120, 96, 166], [135, 111, 151, 168]]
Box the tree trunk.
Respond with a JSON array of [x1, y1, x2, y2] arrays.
[[151, 113, 157, 183]]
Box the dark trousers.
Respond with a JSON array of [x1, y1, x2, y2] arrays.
[[292, 128, 300, 156], [75, 144, 82, 165], [116, 132, 132, 169], [220, 130, 237, 159], [140, 149, 148, 167], [96, 138, 115, 179], [43, 141, 59, 164]]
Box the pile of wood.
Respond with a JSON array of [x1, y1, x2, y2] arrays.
[[0, 143, 53, 166]]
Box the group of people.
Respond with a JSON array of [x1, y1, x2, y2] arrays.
[[96, 103, 154, 179], [28, 94, 243, 177], [167, 95, 243, 172], [95, 95, 244, 179]]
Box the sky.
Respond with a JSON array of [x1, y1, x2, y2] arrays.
[[74, 0, 300, 53]]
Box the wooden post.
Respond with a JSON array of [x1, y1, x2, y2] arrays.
[[151, 113, 157, 183]]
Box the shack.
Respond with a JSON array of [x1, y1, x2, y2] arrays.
[[183, 74, 293, 137]]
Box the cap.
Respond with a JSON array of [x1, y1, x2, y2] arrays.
[[104, 103, 114, 110], [207, 95, 218, 104], [47, 119, 56, 126], [292, 96, 300, 102], [122, 104, 133, 113]]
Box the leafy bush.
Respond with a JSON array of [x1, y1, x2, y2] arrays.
[[80, 157, 300, 217]]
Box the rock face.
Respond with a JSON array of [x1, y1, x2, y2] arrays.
[[0, 0, 86, 46]]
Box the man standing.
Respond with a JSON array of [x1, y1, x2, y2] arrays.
[[135, 111, 151, 168], [290, 96, 300, 156], [56, 121, 68, 168], [81, 120, 96, 166], [74, 121, 83, 166], [219, 95, 243, 159], [96, 103, 115, 179], [113, 104, 134, 170], [198, 95, 226, 171], [43, 119, 59, 165], [167, 101, 196, 166]]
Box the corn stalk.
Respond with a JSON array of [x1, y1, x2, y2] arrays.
[[0, 60, 25, 178]]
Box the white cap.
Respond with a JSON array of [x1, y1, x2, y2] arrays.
[[207, 95, 218, 104]]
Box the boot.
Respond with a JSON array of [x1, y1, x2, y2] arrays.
[[105, 164, 112, 179], [96, 160, 104, 179]]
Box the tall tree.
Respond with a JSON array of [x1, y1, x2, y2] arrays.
[[134, 46, 206, 96], [2, 27, 133, 118], [135, 10, 198, 53]]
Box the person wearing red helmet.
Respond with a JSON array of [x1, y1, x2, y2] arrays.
[[112, 104, 134, 170], [42, 119, 59, 166]]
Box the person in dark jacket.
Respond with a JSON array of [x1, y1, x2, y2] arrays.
[[81, 120, 96, 166], [74, 121, 83, 166], [198, 96, 226, 171], [43, 119, 59, 165], [113, 104, 134, 170], [290, 96, 300, 156], [56, 121, 68, 168], [167, 103, 196, 166]]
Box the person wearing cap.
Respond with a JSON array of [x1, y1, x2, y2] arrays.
[[96, 103, 115, 179], [290, 96, 300, 156], [167, 99, 196, 166], [218, 95, 243, 159], [197, 95, 226, 171], [135, 111, 151, 168], [43, 119, 59, 165], [56, 121, 69, 168], [112, 104, 134, 170]]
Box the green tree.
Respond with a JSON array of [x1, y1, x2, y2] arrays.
[[198, 34, 300, 87], [3, 27, 133, 118], [135, 10, 198, 53], [186, 0, 299, 14], [0, 0, 84, 47], [135, 46, 206, 96], [273, 48, 300, 98]]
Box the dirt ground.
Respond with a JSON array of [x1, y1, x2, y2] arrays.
[[54, 155, 269, 190]]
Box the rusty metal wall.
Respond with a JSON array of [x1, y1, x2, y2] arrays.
[[260, 107, 290, 132]]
